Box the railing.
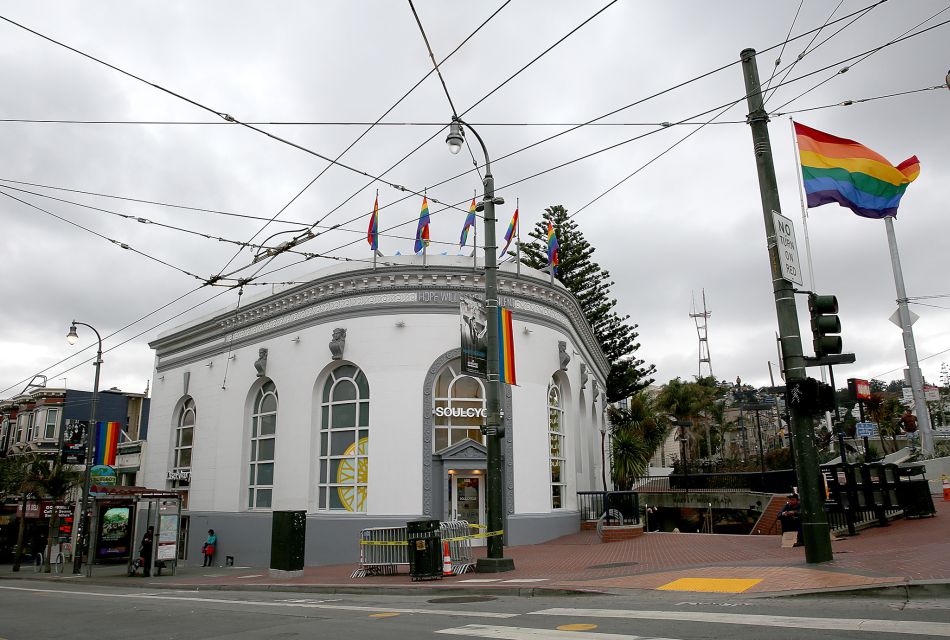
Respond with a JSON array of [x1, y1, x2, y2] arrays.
[[625, 471, 797, 494], [577, 491, 640, 525]]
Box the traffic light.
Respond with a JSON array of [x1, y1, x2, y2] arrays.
[[808, 293, 842, 358]]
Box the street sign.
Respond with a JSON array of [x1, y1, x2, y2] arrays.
[[924, 385, 940, 402], [771, 210, 803, 285], [856, 422, 878, 438], [889, 308, 919, 328]]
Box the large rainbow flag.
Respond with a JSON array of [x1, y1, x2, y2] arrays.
[[794, 122, 920, 219], [94, 421, 121, 466], [498, 307, 517, 385]]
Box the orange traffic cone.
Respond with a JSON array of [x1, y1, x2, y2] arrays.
[[942, 475, 949, 502], [442, 541, 452, 577]]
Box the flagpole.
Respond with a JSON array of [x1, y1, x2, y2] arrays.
[[789, 118, 832, 432], [473, 190, 478, 272], [883, 216, 935, 457], [373, 189, 379, 271], [515, 198, 521, 278]]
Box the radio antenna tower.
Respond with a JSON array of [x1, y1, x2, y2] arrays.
[[690, 290, 714, 380]]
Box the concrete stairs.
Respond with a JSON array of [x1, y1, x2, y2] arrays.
[[751, 494, 785, 535]]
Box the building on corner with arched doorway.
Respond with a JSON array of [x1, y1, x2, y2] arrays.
[[142, 255, 610, 566]]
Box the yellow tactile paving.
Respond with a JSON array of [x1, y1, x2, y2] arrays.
[[657, 577, 763, 593]]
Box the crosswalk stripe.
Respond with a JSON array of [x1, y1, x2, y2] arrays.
[[530, 608, 950, 637], [435, 624, 677, 639]]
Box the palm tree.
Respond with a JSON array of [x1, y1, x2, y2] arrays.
[[609, 391, 670, 490], [656, 378, 715, 462], [865, 393, 902, 454], [6, 456, 81, 572]]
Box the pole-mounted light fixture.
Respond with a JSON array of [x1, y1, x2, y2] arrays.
[[445, 118, 464, 155], [66, 324, 79, 345]]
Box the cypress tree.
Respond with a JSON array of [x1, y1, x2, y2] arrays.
[[517, 205, 655, 401]]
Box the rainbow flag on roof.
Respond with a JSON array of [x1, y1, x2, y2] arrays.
[[498, 307, 517, 385], [499, 208, 518, 256], [93, 421, 121, 466], [546, 221, 559, 275], [459, 198, 476, 247], [794, 122, 920, 219], [366, 195, 379, 251], [414, 196, 431, 253]]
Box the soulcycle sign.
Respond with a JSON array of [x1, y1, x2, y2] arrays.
[[433, 406, 487, 419]]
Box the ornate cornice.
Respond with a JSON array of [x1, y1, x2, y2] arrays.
[[151, 260, 609, 375]]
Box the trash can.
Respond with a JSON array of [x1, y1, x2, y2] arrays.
[[406, 518, 442, 581], [270, 510, 306, 576], [897, 464, 936, 518]]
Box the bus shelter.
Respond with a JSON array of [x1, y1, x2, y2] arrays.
[[85, 485, 182, 578]]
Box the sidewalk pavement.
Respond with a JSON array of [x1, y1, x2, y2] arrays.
[[4, 497, 947, 597]]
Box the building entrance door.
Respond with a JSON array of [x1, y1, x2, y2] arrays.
[[450, 474, 485, 547]]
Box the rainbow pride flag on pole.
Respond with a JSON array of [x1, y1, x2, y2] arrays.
[[366, 194, 379, 251], [794, 122, 920, 219], [459, 198, 476, 247], [94, 421, 121, 466], [499, 208, 518, 256], [415, 196, 431, 254], [546, 221, 559, 275], [498, 307, 517, 385]]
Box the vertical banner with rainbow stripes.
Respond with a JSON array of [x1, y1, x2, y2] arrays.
[[498, 307, 517, 385], [94, 421, 121, 466]]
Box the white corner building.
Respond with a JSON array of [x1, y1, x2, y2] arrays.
[[143, 256, 610, 566]]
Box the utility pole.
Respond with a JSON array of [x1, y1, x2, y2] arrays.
[[741, 48, 833, 563]]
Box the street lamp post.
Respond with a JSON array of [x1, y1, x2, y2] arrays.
[[446, 117, 514, 572], [66, 321, 102, 575]]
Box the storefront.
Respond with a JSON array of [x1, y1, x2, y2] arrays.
[[143, 256, 610, 566]]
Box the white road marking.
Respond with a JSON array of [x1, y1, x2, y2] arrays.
[[502, 579, 548, 583], [237, 574, 263, 578], [436, 624, 676, 639], [459, 579, 503, 583], [530, 608, 950, 637], [0, 585, 516, 619]]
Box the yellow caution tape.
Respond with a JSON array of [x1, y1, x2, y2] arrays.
[[359, 529, 504, 545]]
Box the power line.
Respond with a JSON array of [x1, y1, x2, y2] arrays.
[[762, 0, 805, 94], [0, 187, 206, 282], [0, 14, 469, 218], [0, 285, 209, 396], [768, 7, 950, 114], [0, 118, 750, 126]]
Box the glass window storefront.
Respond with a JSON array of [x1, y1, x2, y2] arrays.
[[433, 361, 486, 452]]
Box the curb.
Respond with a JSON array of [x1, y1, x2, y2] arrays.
[[0, 573, 602, 598], [756, 579, 950, 599]]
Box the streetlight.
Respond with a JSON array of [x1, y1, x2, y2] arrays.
[[446, 116, 513, 573], [66, 321, 103, 575]]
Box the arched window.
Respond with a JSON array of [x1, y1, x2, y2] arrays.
[[318, 366, 369, 512], [249, 380, 278, 510], [174, 398, 196, 471], [548, 378, 566, 509], [433, 361, 486, 452]]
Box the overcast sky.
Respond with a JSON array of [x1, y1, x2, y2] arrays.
[[1, 1, 948, 399]]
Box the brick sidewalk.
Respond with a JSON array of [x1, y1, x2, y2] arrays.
[[150, 497, 946, 594], [6, 497, 946, 595]]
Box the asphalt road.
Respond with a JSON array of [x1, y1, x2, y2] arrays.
[[1, 582, 949, 639]]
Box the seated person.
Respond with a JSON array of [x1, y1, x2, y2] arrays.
[[778, 493, 803, 547]]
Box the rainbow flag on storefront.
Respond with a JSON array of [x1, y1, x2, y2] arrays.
[[794, 121, 920, 219], [94, 421, 121, 466], [498, 307, 517, 385]]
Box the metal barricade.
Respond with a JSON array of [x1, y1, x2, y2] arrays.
[[351, 526, 408, 578], [439, 520, 475, 575]]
